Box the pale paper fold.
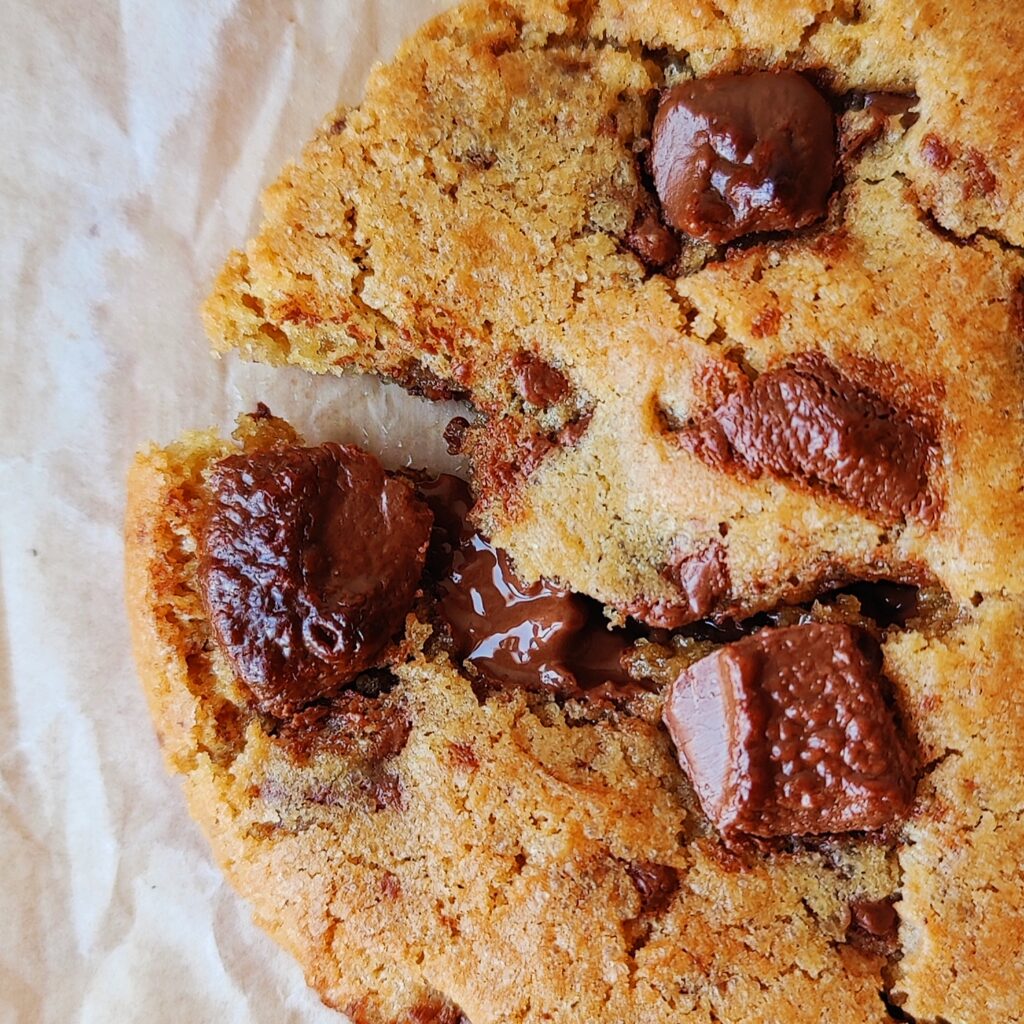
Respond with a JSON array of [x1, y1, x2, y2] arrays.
[[1, 2, 460, 1020]]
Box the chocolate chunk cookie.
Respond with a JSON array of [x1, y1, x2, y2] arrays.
[[128, 410, 1024, 1024], [133, 1, 1024, 1021]]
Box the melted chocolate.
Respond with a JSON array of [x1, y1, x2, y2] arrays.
[[680, 353, 938, 523], [512, 352, 570, 408], [199, 444, 433, 717], [665, 540, 732, 622], [663, 623, 914, 838], [625, 203, 679, 269], [652, 71, 834, 244], [416, 474, 640, 698], [841, 582, 920, 629]]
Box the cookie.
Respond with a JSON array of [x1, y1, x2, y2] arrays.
[[126, 410, 1024, 1023], [203, 0, 1024, 632]]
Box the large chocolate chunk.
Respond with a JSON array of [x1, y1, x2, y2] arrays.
[[652, 71, 834, 244], [681, 353, 938, 523], [199, 444, 433, 717], [663, 623, 914, 837], [419, 474, 638, 697]]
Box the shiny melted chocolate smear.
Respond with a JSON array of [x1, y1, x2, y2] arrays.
[[415, 474, 642, 699]]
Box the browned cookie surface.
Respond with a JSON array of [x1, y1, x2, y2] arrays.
[[203, 0, 1024, 642], [185, 2, 1024, 1020], [127, 412, 1024, 1023]]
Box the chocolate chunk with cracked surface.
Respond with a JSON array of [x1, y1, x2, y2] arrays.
[[663, 623, 914, 837], [199, 444, 433, 717], [680, 353, 938, 523], [652, 71, 834, 244], [418, 474, 639, 698]]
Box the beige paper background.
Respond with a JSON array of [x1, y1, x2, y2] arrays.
[[1, 2, 466, 1020]]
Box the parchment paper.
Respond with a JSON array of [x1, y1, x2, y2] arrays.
[[0, 2, 463, 1020]]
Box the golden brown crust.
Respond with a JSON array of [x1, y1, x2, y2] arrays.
[[126, 416, 1024, 1023], [186, 2, 1024, 1017], [202, 0, 1024, 632]]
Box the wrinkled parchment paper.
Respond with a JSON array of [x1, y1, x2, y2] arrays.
[[1, 3, 464, 1020]]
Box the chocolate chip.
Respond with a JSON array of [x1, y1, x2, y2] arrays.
[[404, 1001, 471, 1024], [380, 872, 403, 899], [626, 862, 679, 915], [199, 444, 433, 717], [964, 148, 997, 199], [393, 360, 465, 401], [513, 352, 570, 408], [421, 475, 640, 698], [631, 540, 732, 629], [556, 411, 593, 449], [679, 353, 939, 523], [458, 418, 549, 523], [443, 416, 471, 455], [850, 897, 898, 938], [361, 770, 404, 812], [846, 896, 900, 957], [447, 741, 480, 770], [921, 133, 953, 171], [651, 71, 834, 244], [625, 203, 679, 269], [841, 93, 920, 161], [666, 540, 731, 620], [863, 93, 919, 122], [663, 623, 914, 838], [275, 690, 411, 765]]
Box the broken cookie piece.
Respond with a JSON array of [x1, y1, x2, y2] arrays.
[[651, 71, 835, 244], [663, 622, 914, 838], [129, 405, 1024, 1022]]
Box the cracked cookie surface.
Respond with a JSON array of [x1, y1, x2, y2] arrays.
[[126, 413, 1024, 1023], [191, 2, 1024, 1019], [203, 0, 1024, 637]]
